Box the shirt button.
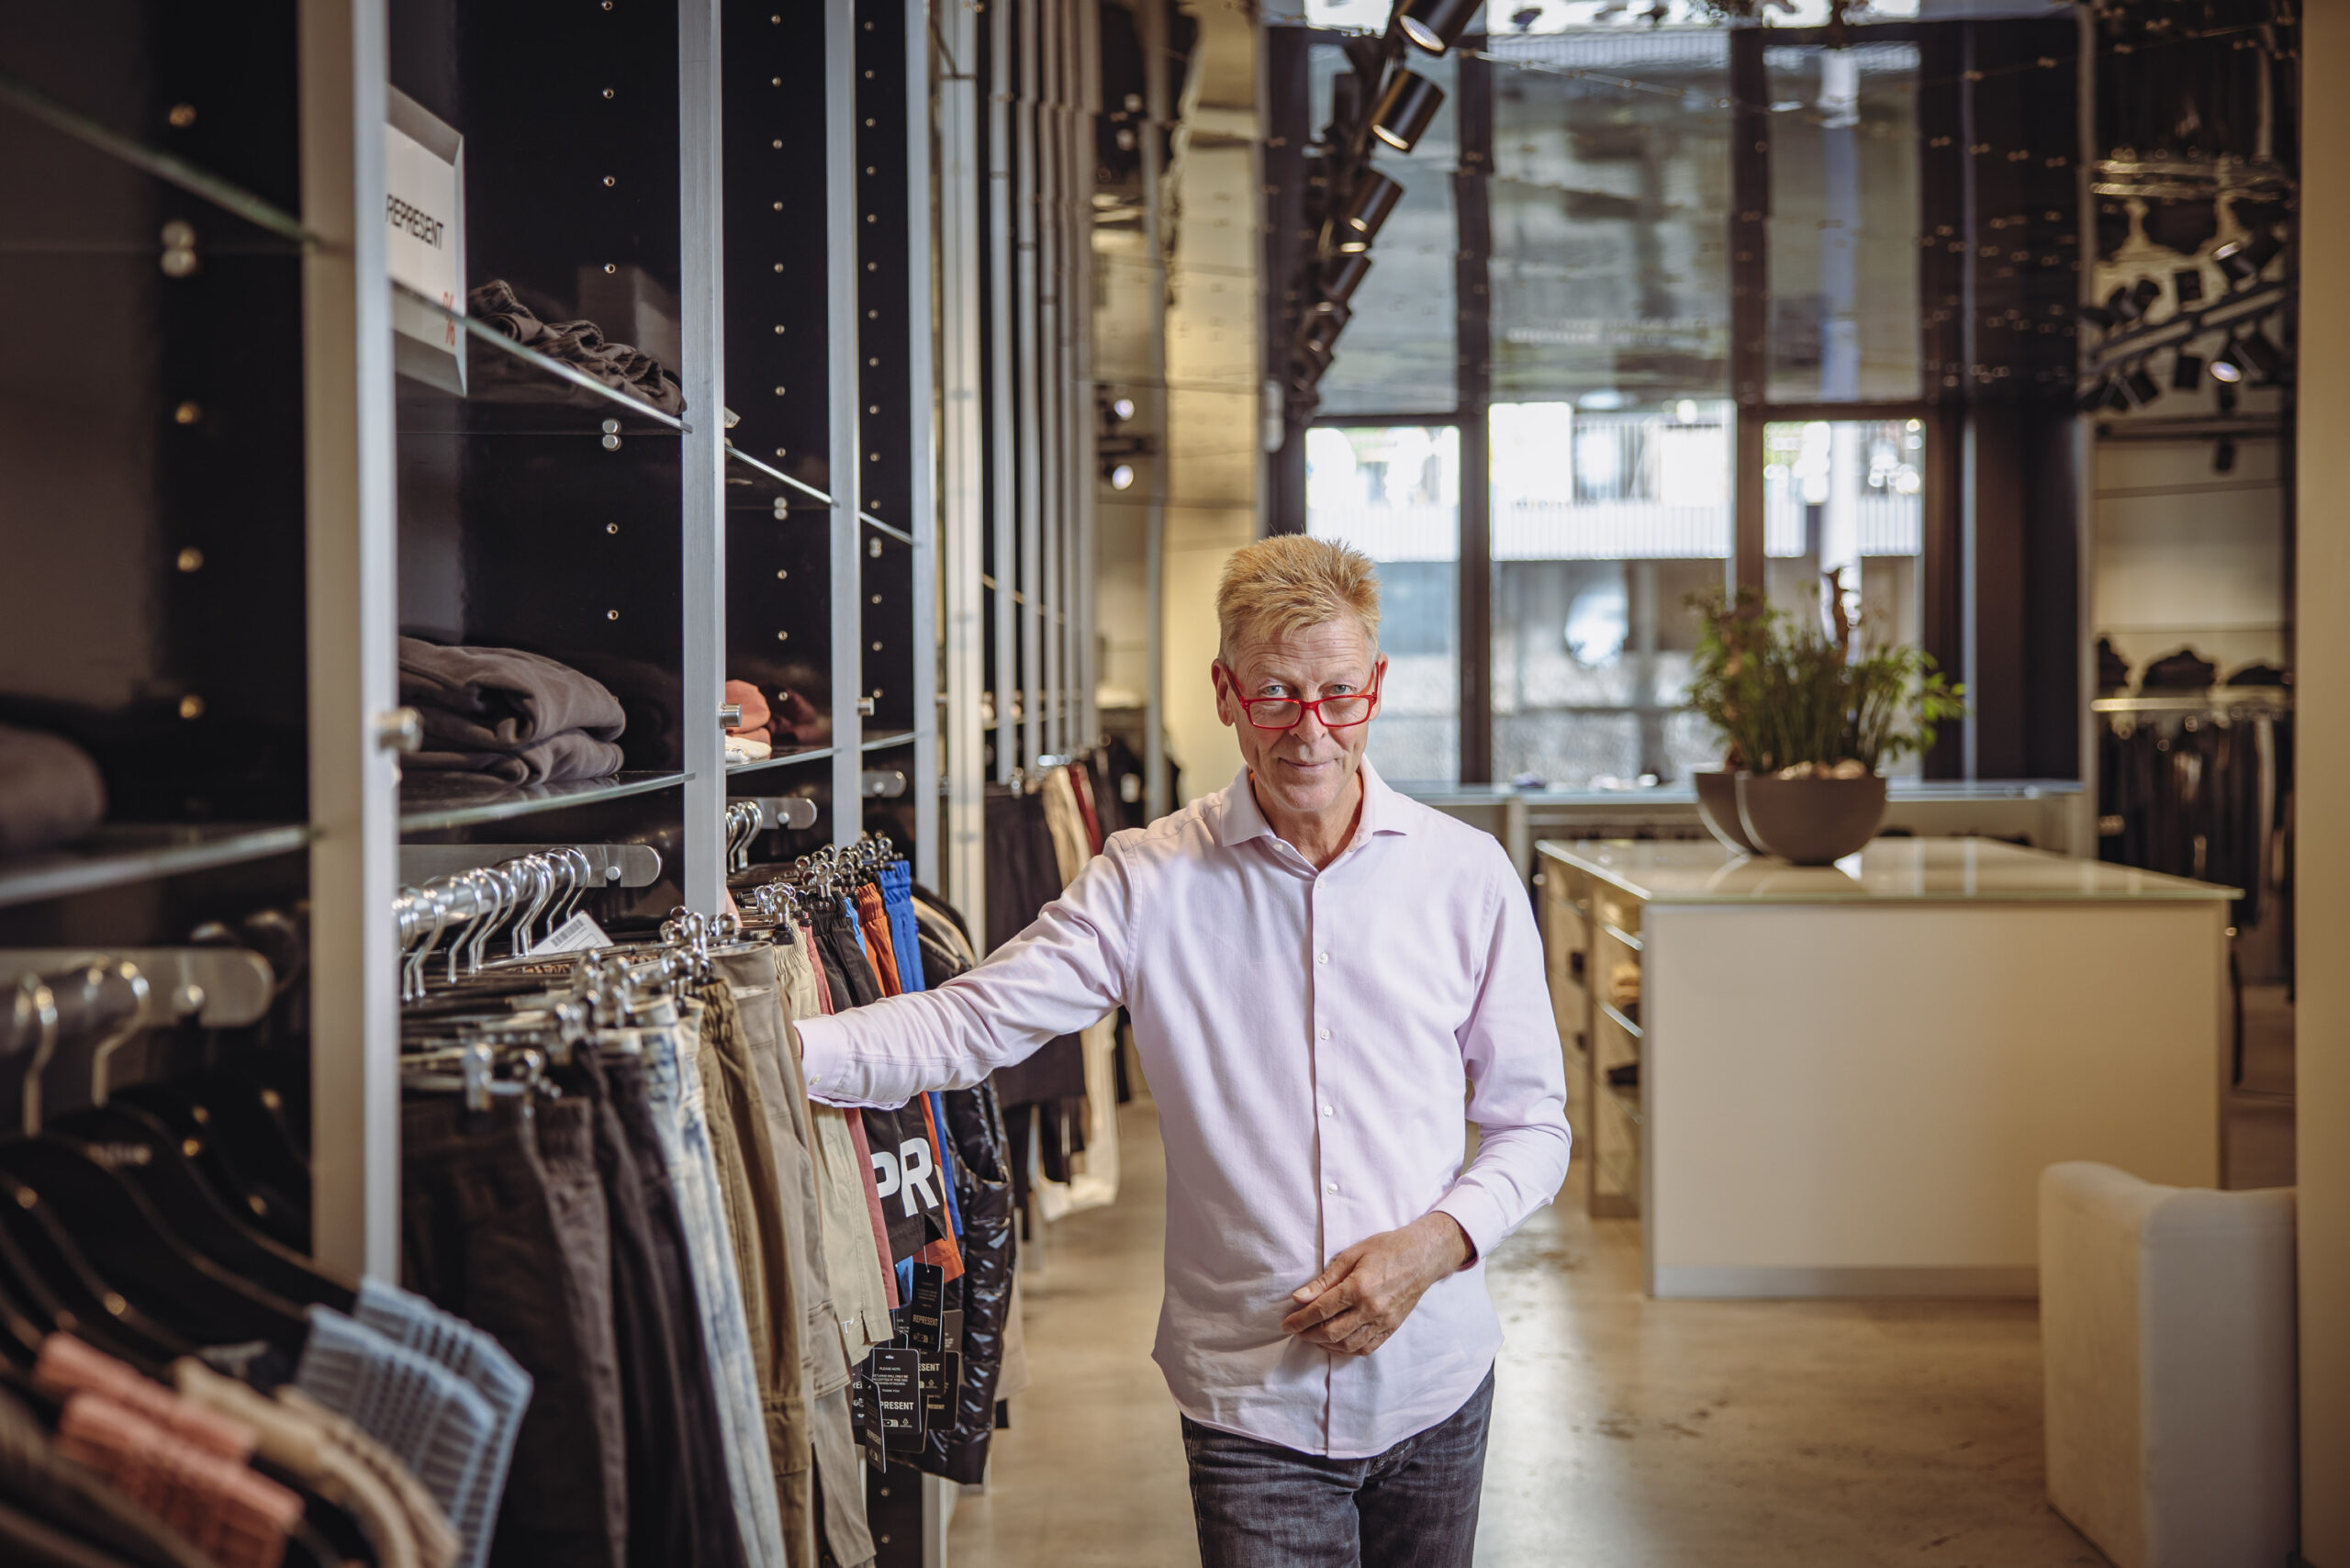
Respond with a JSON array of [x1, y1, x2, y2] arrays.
[[1325, 1182, 1338, 1194], [1321, 1104, 1334, 1117], [1316, 952, 1329, 965], [1316, 1027, 1329, 1040]]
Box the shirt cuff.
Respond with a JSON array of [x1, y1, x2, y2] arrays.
[[794, 1014, 863, 1105], [1431, 1184, 1507, 1269]]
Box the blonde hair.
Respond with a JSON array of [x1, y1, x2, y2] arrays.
[[1215, 534, 1382, 662]]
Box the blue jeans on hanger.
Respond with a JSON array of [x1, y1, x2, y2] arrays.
[[1181, 1367, 1495, 1568], [640, 1012, 789, 1568]]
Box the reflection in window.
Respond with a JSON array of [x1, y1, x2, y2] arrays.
[[1488, 30, 1731, 408], [1762, 417, 1928, 772], [1763, 41, 1922, 401], [1305, 426, 1460, 784], [1491, 401, 1729, 788]]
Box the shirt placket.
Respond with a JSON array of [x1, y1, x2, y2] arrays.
[[1306, 858, 1344, 1454]]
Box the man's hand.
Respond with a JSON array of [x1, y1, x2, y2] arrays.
[[1281, 1213, 1473, 1357]]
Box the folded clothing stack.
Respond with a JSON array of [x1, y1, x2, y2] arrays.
[[467, 282, 685, 415], [723, 678, 826, 751], [722, 679, 771, 763], [0, 722, 106, 857], [399, 639, 626, 786]]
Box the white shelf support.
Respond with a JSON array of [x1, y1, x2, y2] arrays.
[[906, 0, 941, 890], [681, 0, 728, 913], [300, 0, 399, 1282], [938, 0, 989, 935], [830, 0, 866, 846]]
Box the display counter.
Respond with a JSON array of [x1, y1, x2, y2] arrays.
[[1535, 837, 2235, 1298]]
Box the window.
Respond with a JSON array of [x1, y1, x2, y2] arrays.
[[1305, 425, 1460, 784], [1762, 417, 1928, 771], [1279, 17, 1946, 788], [1762, 42, 1923, 401], [1492, 400, 1732, 786]]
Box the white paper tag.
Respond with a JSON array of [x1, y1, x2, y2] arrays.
[[533, 912, 612, 955]]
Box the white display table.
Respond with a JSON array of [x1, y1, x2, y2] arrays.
[[1535, 837, 2236, 1298]]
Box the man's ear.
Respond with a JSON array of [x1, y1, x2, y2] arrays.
[[1211, 661, 1236, 728]]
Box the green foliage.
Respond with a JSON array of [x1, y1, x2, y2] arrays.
[[1683, 577, 1969, 775]]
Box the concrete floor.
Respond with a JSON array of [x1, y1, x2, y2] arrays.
[[946, 1094, 2131, 1568]]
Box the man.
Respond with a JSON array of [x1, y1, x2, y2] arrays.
[[796, 535, 1572, 1567]]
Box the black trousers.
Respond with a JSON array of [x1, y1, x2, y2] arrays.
[[400, 1098, 627, 1568]]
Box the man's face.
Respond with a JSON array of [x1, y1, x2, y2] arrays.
[[1213, 618, 1385, 824]]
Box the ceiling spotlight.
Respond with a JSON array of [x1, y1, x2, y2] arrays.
[[1395, 0, 1479, 55], [1104, 394, 1136, 423], [2235, 325, 2284, 381], [2172, 351, 2204, 391], [2214, 229, 2283, 287], [1300, 307, 1348, 355], [2210, 340, 2246, 384], [1102, 461, 1136, 491], [1319, 252, 1372, 310], [1370, 70, 1444, 152], [1337, 170, 1404, 243], [2120, 364, 2161, 408]]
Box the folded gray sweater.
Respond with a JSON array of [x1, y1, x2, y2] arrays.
[[397, 638, 626, 783]]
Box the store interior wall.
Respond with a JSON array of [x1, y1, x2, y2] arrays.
[[2298, 4, 2346, 1554], [1152, 0, 1260, 801]]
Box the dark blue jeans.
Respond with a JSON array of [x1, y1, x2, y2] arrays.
[[1181, 1368, 1496, 1568]]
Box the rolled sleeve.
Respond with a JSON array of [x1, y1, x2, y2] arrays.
[[1429, 857, 1573, 1260]]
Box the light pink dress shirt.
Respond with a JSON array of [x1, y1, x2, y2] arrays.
[[796, 761, 1572, 1459]]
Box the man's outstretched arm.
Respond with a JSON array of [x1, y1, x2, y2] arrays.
[[798, 843, 1136, 1108]]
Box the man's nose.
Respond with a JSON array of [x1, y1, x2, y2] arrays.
[[1288, 709, 1333, 746]]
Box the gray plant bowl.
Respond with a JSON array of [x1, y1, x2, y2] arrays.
[[1693, 768, 1759, 854], [1734, 772, 1889, 865]]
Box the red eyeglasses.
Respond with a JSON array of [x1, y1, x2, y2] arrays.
[[1222, 669, 1382, 731]]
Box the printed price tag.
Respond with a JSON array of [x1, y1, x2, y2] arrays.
[[533, 911, 611, 954], [869, 1347, 925, 1444]]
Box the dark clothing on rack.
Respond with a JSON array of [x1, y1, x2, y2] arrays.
[[600, 1057, 751, 1568], [2099, 710, 2288, 928], [2140, 646, 2219, 690], [398, 1099, 628, 1568], [0, 722, 106, 857], [982, 787, 1088, 1112], [554, 1051, 744, 1568], [917, 1082, 1015, 1485], [465, 282, 686, 416]]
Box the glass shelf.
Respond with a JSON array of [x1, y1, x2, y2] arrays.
[[724, 445, 834, 512], [1598, 1000, 1643, 1040], [859, 729, 919, 753], [392, 282, 690, 434], [0, 69, 308, 247], [0, 823, 312, 911], [860, 512, 915, 546], [727, 743, 836, 776], [399, 770, 688, 834]]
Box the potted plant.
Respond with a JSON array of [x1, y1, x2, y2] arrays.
[[1683, 575, 1967, 863]]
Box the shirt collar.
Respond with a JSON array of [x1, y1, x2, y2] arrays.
[[1211, 757, 1413, 851]]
